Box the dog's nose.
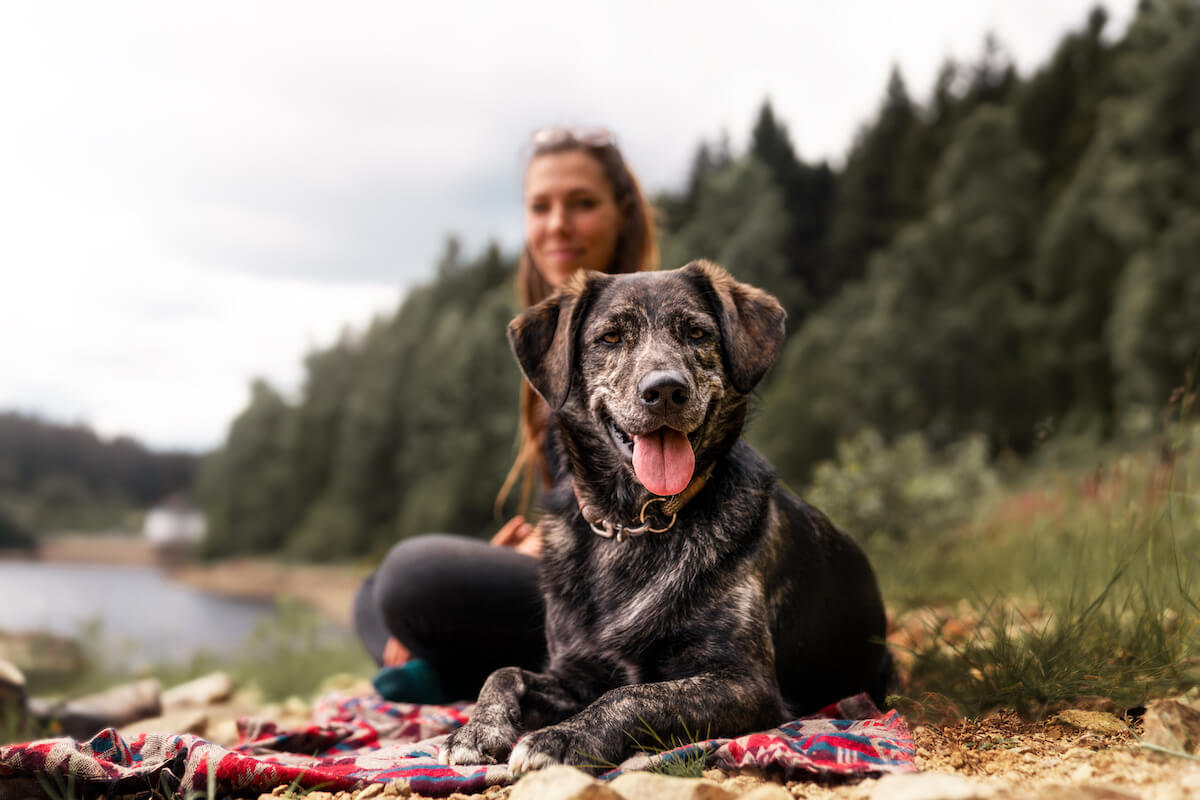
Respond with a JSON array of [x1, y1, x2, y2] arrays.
[[639, 370, 690, 412]]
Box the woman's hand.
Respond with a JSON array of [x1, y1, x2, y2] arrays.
[[491, 515, 543, 557]]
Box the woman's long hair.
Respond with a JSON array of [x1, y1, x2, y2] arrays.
[[497, 134, 659, 516]]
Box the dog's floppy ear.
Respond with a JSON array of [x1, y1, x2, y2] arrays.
[[682, 260, 786, 393], [507, 270, 604, 409]]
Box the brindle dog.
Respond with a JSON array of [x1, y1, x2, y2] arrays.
[[440, 260, 888, 773]]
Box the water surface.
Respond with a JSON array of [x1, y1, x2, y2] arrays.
[[0, 561, 276, 664]]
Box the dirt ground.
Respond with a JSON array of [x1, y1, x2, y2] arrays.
[[243, 710, 1199, 800], [166, 558, 368, 628], [27, 537, 1200, 798]]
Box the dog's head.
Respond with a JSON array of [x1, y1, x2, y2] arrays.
[[508, 260, 785, 498]]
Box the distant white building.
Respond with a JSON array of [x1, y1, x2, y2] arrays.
[[142, 495, 207, 545]]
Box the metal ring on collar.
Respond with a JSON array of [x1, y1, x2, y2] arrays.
[[638, 498, 678, 533]]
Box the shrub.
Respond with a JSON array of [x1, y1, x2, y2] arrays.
[[0, 507, 34, 551], [804, 428, 996, 543]]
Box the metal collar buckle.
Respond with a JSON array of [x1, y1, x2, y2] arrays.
[[587, 497, 677, 543]]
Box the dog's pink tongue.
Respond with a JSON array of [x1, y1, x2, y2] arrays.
[[632, 428, 695, 496]]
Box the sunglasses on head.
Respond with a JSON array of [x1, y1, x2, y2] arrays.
[[530, 126, 615, 150]]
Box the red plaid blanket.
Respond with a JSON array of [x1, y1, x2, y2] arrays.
[[0, 693, 915, 797]]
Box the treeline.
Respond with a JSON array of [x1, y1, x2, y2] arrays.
[[0, 412, 198, 535], [199, 0, 1200, 560], [197, 244, 521, 559]]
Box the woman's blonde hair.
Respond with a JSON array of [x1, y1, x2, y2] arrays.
[[497, 131, 659, 515]]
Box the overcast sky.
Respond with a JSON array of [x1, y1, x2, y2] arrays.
[[0, 1, 1136, 452]]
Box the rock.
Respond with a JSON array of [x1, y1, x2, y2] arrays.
[[162, 671, 235, 710], [510, 765, 620, 800], [69, 677, 162, 723], [0, 631, 85, 680], [997, 787, 1138, 800], [1142, 696, 1200, 754], [869, 773, 996, 800], [0, 658, 25, 690], [383, 779, 414, 797], [712, 774, 768, 795], [282, 696, 312, 717], [321, 673, 375, 695], [0, 657, 26, 703], [737, 784, 791, 800], [202, 716, 239, 746], [1049, 710, 1128, 737], [356, 785, 385, 799], [119, 708, 208, 737], [0, 658, 27, 735], [609, 772, 734, 800], [29, 677, 162, 740]]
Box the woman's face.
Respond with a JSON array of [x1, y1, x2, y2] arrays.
[[524, 149, 623, 287]]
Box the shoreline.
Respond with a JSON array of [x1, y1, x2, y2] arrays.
[[10, 535, 371, 628]]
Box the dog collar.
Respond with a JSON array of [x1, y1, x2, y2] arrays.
[[574, 463, 717, 543]]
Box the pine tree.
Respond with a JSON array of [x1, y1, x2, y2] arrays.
[[750, 100, 835, 302], [1033, 0, 1200, 428], [824, 68, 920, 295]]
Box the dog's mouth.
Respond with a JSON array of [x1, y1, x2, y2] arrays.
[[604, 410, 698, 497]]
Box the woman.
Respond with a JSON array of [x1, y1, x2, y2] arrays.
[[353, 127, 658, 703]]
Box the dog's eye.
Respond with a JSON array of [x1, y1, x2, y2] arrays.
[[688, 327, 707, 340], [601, 331, 622, 345]]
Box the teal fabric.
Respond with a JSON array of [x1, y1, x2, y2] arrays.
[[371, 659, 452, 705]]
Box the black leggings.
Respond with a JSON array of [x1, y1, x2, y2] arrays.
[[353, 534, 547, 700]]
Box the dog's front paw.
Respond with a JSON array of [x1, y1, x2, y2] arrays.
[[508, 725, 600, 775], [439, 721, 518, 766]]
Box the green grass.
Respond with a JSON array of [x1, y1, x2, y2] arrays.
[[879, 414, 1200, 718]]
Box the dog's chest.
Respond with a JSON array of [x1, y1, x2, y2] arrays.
[[540, 515, 765, 682]]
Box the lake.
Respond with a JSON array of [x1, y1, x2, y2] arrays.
[[0, 561, 281, 664]]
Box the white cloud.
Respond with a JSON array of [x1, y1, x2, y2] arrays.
[[0, 0, 1137, 450]]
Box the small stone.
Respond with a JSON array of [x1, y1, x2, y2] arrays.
[[0, 658, 26, 729], [511, 765, 620, 800], [1050, 710, 1129, 737], [869, 773, 996, 800], [720, 776, 766, 795], [1070, 764, 1094, 782], [356, 784, 385, 799], [739, 784, 792, 800], [384, 779, 413, 797], [1142, 697, 1200, 754], [609, 772, 734, 800], [1181, 769, 1200, 791], [0, 658, 25, 691], [162, 671, 235, 710], [282, 696, 311, 717], [30, 677, 163, 739], [1010, 786, 1138, 799], [119, 708, 208, 737]]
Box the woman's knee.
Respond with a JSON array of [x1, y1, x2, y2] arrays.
[[372, 535, 481, 639]]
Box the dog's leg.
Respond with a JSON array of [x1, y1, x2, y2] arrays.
[[439, 667, 587, 765], [507, 668, 784, 774]]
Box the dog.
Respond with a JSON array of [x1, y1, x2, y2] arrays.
[[441, 260, 888, 773]]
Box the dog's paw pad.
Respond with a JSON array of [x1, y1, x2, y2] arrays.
[[508, 739, 561, 775], [439, 723, 514, 766], [508, 726, 596, 775]]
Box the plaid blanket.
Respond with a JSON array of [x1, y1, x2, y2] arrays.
[[0, 693, 915, 797]]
